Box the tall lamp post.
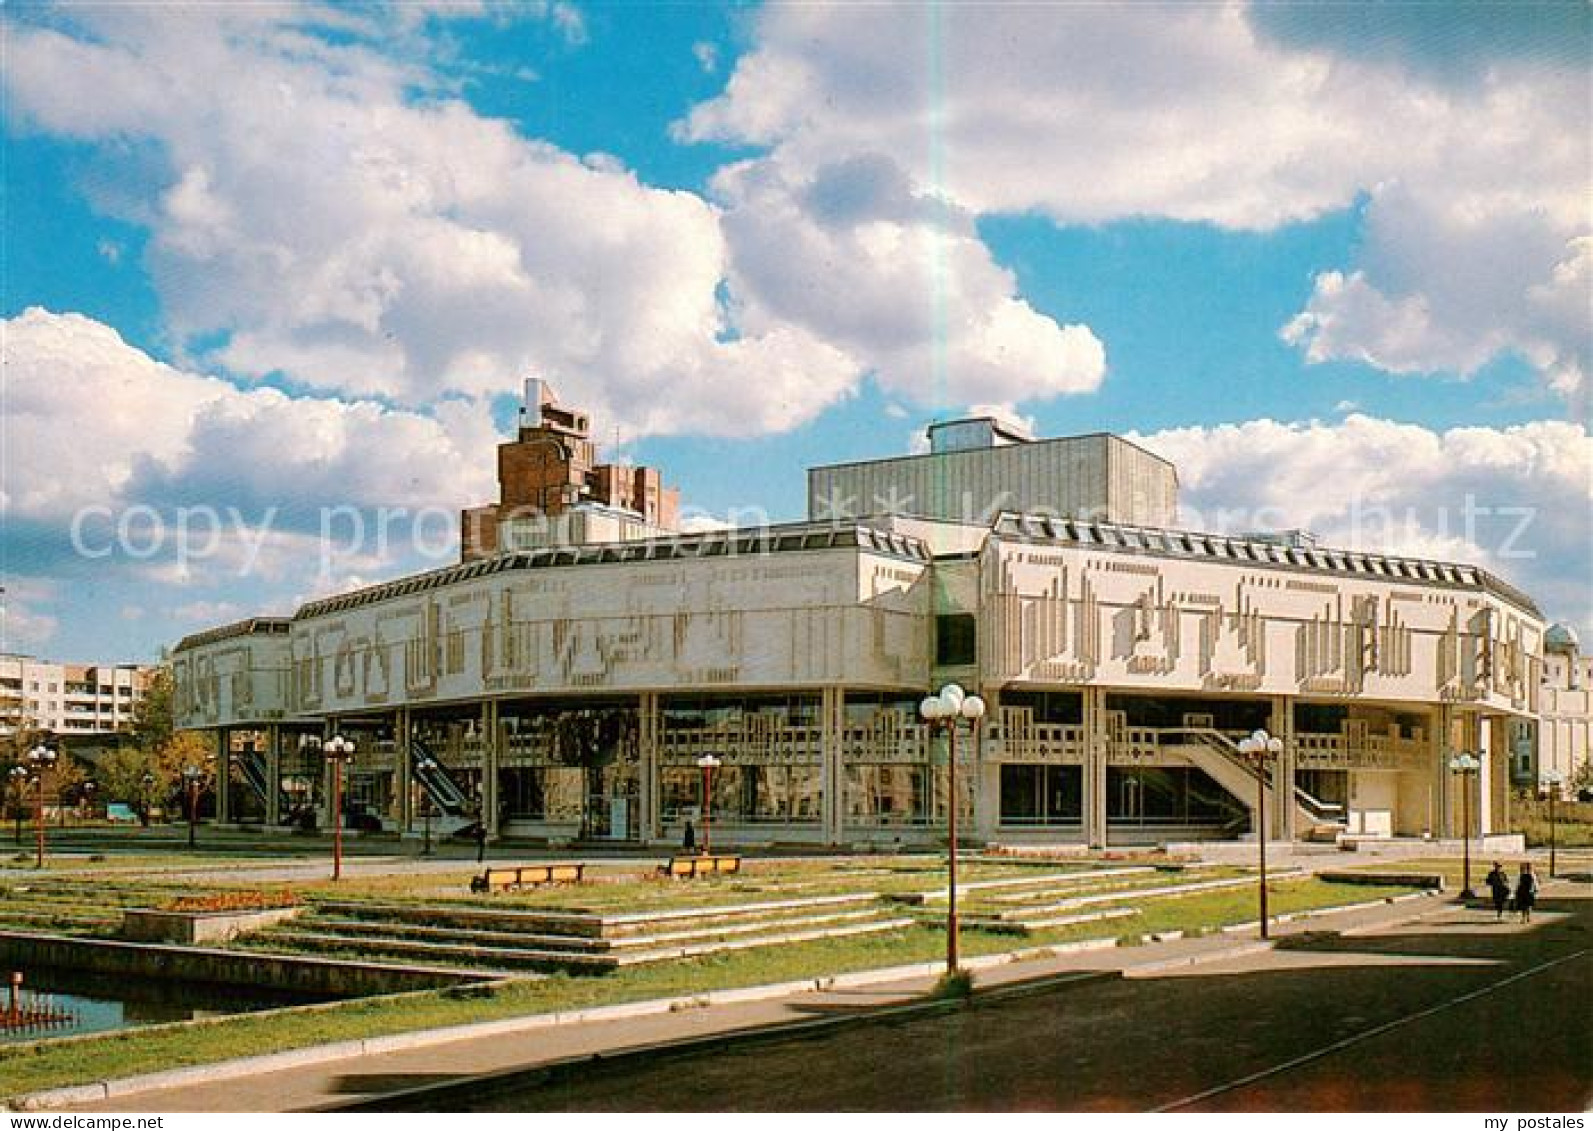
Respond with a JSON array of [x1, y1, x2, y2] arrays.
[[8, 766, 27, 846], [1236, 729, 1284, 939], [26, 745, 56, 869], [1448, 751, 1482, 898], [323, 735, 355, 881], [416, 754, 438, 856], [1540, 769, 1564, 879], [696, 754, 722, 856], [182, 764, 203, 849], [139, 772, 155, 828], [919, 683, 986, 974]]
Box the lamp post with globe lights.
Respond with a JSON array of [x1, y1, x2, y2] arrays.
[[416, 754, 438, 856], [696, 755, 722, 855], [181, 764, 204, 849], [919, 684, 985, 973], [323, 735, 356, 880], [26, 745, 56, 868], [1540, 769, 1565, 879], [1236, 729, 1283, 938], [8, 766, 27, 846], [1448, 752, 1482, 898]]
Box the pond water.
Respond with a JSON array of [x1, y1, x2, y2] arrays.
[[0, 968, 334, 1043]]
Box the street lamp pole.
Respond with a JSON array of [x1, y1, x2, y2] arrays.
[[920, 684, 986, 975], [8, 767, 26, 846], [696, 755, 721, 856], [139, 772, 155, 828], [416, 755, 438, 857], [1540, 769, 1564, 879], [26, 745, 56, 869], [1237, 729, 1284, 939], [323, 735, 355, 881], [182, 765, 202, 849], [1447, 752, 1481, 898]]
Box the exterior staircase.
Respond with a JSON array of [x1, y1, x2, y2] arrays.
[[1167, 728, 1344, 841], [247, 892, 913, 974]]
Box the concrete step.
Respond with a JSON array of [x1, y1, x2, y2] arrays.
[[974, 870, 1304, 920], [900, 866, 1158, 904], [618, 915, 917, 966], [297, 905, 893, 953], [264, 929, 618, 972], [961, 906, 1141, 935]]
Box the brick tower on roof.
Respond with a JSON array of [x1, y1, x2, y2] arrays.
[[460, 379, 680, 561]]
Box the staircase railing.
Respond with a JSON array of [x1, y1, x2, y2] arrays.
[[237, 748, 270, 801], [1293, 785, 1346, 826], [410, 734, 473, 818], [1170, 728, 1271, 789]]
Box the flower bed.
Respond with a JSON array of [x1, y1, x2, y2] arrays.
[[123, 893, 306, 945], [160, 890, 302, 914]]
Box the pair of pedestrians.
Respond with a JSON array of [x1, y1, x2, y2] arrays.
[[1485, 861, 1539, 922]]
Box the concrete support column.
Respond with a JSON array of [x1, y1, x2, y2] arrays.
[[972, 688, 1000, 842], [1490, 716, 1513, 835], [1476, 712, 1497, 836], [1449, 710, 1485, 840], [482, 700, 500, 839], [1270, 696, 1296, 840], [395, 707, 412, 833], [821, 686, 845, 847], [264, 724, 282, 827], [213, 728, 231, 824], [638, 692, 660, 842], [1082, 688, 1109, 849], [1432, 705, 1454, 838]]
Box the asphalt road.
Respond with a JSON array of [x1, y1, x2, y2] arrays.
[[448, 890, 1592, 1112]]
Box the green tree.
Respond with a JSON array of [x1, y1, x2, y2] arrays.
[[110, 667, 213, 815], [129, 667, 178, 753]]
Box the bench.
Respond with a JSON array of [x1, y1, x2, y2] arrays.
[[469, 862, 586, 893], [659, 854, 742, 879]]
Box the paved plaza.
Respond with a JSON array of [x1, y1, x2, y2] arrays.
[[41, 877, 1588, 1113]]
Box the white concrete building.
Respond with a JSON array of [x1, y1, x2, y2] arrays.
[[170, 414, 1583, 846], [0, 654, 153, 738], [1539, 624, 1591, 789]]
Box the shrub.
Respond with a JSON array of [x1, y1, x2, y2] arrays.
[[932, 969, 974, 999]]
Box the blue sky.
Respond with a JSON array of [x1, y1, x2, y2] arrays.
[[1, 1, 1588, 662]]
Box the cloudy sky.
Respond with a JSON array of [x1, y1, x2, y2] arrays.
[[2, 1, 1589, 662]]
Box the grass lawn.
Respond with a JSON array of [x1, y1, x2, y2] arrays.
[[0, 874, 1418, 1099]]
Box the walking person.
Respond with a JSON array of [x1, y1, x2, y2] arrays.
[[1485, 861, 1511, 920], [682, 819, 696, 854], [1514, 861, 1539, 923]]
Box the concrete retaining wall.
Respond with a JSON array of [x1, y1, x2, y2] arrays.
[[122, 906, 306, 944], [0, 931, 484, 996]]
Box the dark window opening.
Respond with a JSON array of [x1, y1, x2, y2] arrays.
[[936, 614, 977, 666]]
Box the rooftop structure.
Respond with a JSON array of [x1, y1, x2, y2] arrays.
[[460, 379, 680, 560], [808, 417, 1178, 529]]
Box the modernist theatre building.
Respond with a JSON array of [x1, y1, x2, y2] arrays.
[[172, 389, 1576, 848]]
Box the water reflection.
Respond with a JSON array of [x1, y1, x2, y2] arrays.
[[0, 968, 333, 1043]]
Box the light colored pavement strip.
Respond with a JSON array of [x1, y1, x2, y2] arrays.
[[14, 891, 1452, 1113]]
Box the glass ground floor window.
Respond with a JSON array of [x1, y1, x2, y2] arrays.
[[1107, 766, 1245, 827], [660, 764, 821, 823], [999, 764, 1083, 825], [844, 764, 975, 827], [499, 766, 586, 821]]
